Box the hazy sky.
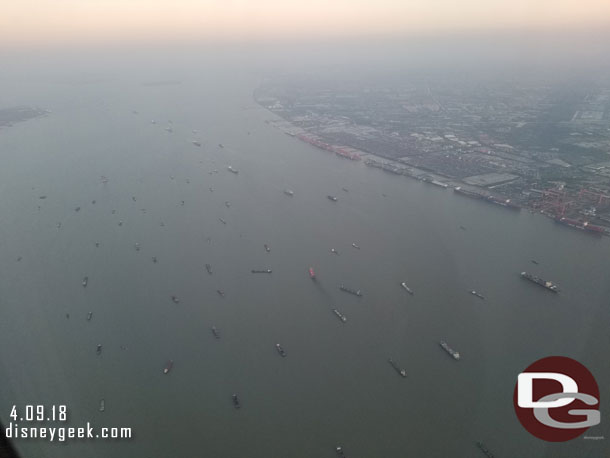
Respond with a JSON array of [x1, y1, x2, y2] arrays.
[[2, 0, 610, 48]]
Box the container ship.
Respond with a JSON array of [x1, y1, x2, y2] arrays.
[[554, 217, 606, 235], [454, 187, 520, 211], [296, 133, 362, 161], [520, 272, 559, 292]]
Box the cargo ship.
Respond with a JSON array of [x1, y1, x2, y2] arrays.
[[400, 282, 414, 295], [388, 358, 407, 378], [332, 309, 347, 323], [554, 217, 606, 235], [163, 360, 173, 374], [275, 343, 286, 357], [295, 133, 362, 161], [476, 441, 495, 458], [520, 272, 558, 292], [454, 187, 520, 211], [339, 285, 362, 297], [486, 195, 520, 210], [309, 268, 316, 280], [440, 341, 460, 360], [232, 393, 241, 409]]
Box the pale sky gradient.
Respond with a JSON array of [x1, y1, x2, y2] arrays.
[[2, 0, 610, 47]]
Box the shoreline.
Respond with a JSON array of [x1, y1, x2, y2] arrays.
[[259, 107, 609, 238]]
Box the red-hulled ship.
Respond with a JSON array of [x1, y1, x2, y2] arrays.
[[309, 268, 316, 280]]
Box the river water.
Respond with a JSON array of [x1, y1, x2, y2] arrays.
[[0, 57, 608, 458]]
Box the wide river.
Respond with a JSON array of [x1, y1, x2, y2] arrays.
[[0, 60, 608, 458]]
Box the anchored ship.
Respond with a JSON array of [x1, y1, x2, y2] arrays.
[[388, 358, 407, 377], [440, 341, 460, 360], [470, 290, 485, 299], [339, 285, 362, 297], [232, 393, 241, 409], [332, 309, 347, 323], [520, 272, 558, 292], [275, 344, 286, 357], [400, 282, 414, 295], [476, 441, 495, 458]]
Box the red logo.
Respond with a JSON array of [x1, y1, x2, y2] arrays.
[[514, 356, 600, 441]]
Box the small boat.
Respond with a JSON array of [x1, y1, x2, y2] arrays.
[[192, 141, 201, 147], [152, 256, 158, 263], [163, 360, 173, 374], [205, 264, 213, 275], [132, 196, 136, 202], [134, 243, 140, 251], [351, 243, 360, 249], [75, 207, 81, 212], [211, 326, 220, 339], [96, 344, 102, 355], [531, 260, 539, 265], [232, 393, 240, 409], [99, 399, 105, 412], [219, 218, 227, 225], [400, 282, 414, 295], [227, 166, 239, 174], [336, 446, 346, 457], [459, 225, 467, 231], [217, 290, 225, 297], [118, 220, 123, 226], [470, 290, 485, 299], [251, 269, 272, 274], [171, 295, 180, 304], [342, 187, 349, 192], [331, 248, 339, 255], [95, 242, 100, 247], [327, 195, 338, 202], [264, 244, 271, 252], [309, 268, 316, 280], [476, 441, 495, 458], [165, 126, 173, 133], [82, 276, 89, 287], [87, 312, 93, 321], [284, 189, 294, 196], [101, 176, 109, 184], [225, 201, 231, 208], [275, 343, 286, 357], [218, 143, 224, 148]]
